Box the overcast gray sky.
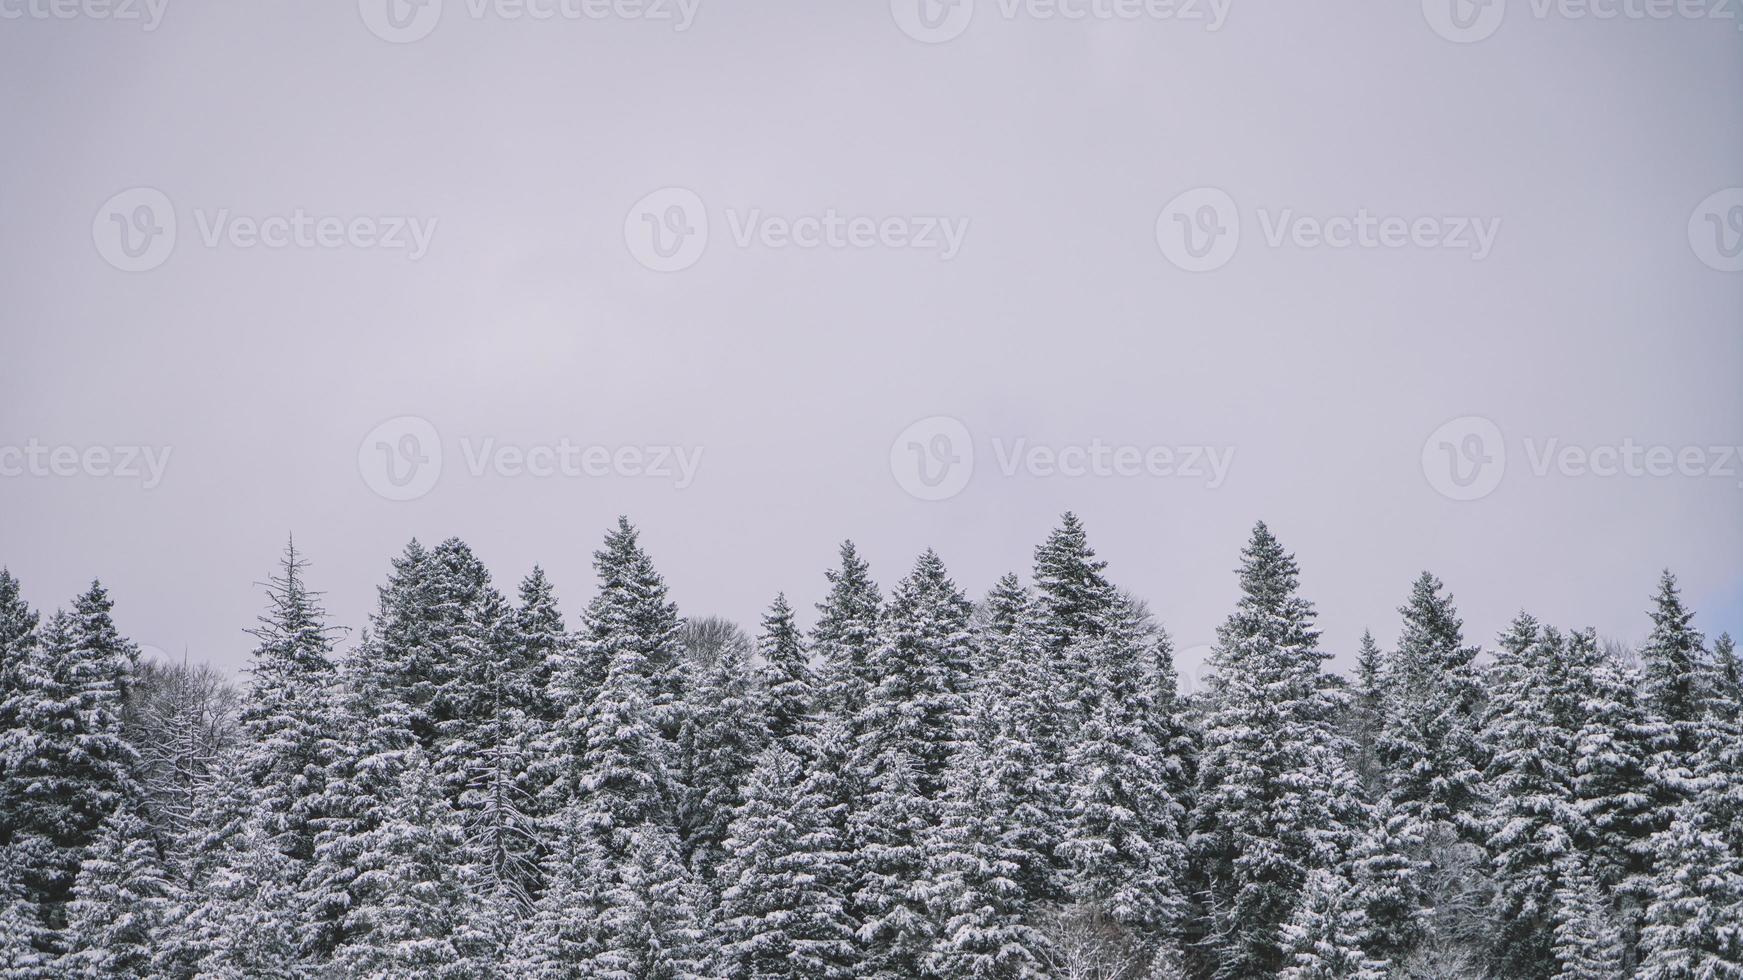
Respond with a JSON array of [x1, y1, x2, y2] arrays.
[[2, 0, 1739, 684]]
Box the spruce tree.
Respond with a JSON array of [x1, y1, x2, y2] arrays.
[[1347, 630, 1386, 793], [1055, 600, 1185, 942], [55, 803, 174, 978], [757, 593, 814, 757], [1480, 622, 1586, 977], [1639, 571, 1708, 757], [239, 538, 343, 866], [853, 550, 975, 798], [1376, 572, 1485, 838], [1709, 632, 1740, 723], [1187, 523, 1366, 979], [330, 752, 466, 977], [580, 518, 687, 745], [1550, 855, 1626, 980], [677, 636, 765, 880], [971, 575, 1067, 905], [812, 541, 882, 727], [1275, 868, 1386, 980], [923, 727, 1054, 979], [714, 747, 858, 979], [583, 824, 708, 980], [173, 812, 305, 978], [1031, 513, 1118, 725], [1, 584, 139, 917], [0, 569, 39, 832]]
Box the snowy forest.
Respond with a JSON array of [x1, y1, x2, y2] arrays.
[[0, 515, 1738, 979]]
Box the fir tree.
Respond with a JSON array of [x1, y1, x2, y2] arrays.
[[923, 727, 1054, 979], [757, 593, 814, 757], [1347, 630, 1386, 793], [1639, 571, 1708, 757], [1376, 572, 1486, 838], [853, 550, 975, 798], [1275, 868, 1386, 980], [677, 636, 765, 880], [0, 569, 39, 832], [1347, 799, 1424, 969], [580, 518, 687, 745], [1187, 523, 1366, 979], [1550, 855, 1626, 980], [1031, 513, 1118, 724], [583, 825, 708, 980], [812, 542, 882, 727], [239, 538, 344, 866], [1, 584, 139, 917], [172, 811, 305, 978], [1709, 632, 1740, 723], [714, 747, 858, 979], [1480, 622, 1586, 977], [55, 803, 174, 978], [331, 752, 467, 977], [1056, 600, 1185, 940]]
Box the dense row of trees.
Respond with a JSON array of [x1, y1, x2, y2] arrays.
[[1, 515, 1739, 978]]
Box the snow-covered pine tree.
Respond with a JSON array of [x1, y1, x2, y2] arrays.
[[677, 634, 765, 880], [583, 824, 708, 980], [922, 721, 1054, 980], [971, 574, 1067, 906], [1275, 868, 1386, 980], [1187, 523, 1366, 979], [1031, 513, 1118, 725], [757, 593, 814, 757], [55, 802, 175, 979], [238, 538, 344, 868], [812, 541, 882, 727], [1346, 799, 1424, 969], [0, 569, 39, 826], [1570, 644, 1660, 919], [1712, 632, 1741, 722], [508, 801, 605, 975], [1376, 572, 1486, 839], [0, 584, 139, 920], [853, 549, 975, 798], [0, 845, 52, 979], [1549, 853, 1626, 980], [714, 747, 858, 979], [1479, 621, 1586, 977], [848, 746, 935, 980], [330, 750, 467, 977], [580, 518, 687, 746], [845, 550, 977, 975], [1637, 673, 1743, 979], [1055, 599, 1185, 946], [171, 810, 305, 978], [1639, 571, 1709, 760], [1347, 630, 1386, 794]]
